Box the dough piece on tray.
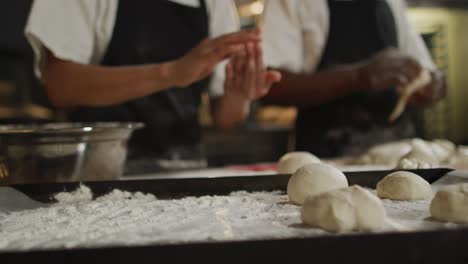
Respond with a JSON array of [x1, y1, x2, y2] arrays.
[[54, 185, 93, 203], [287, 163, 348, 205], [396, 139, 439, 169], [355, 138, 457, 168], [277, 151, 321, 174], [353, 137, 457, 169], [377, 171, 432, 201], [355, 140, 412, 167], [449, 146, 468, 169], [430, 183, 468, 224], [429, 139, 456, 163], [301, 185, 386, 232]]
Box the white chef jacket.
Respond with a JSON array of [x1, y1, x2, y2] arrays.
[[262, 0, 436, 74], [25, 0, 240, 97]]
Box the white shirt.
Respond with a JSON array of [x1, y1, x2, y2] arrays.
[[25, 0, 240, 97], [262, 0, 436, 74]]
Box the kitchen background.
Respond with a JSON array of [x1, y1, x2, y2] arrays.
[[0, 0, 467, 166]]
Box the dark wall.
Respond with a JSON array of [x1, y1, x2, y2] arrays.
[[0, 0, 50, 113], [0, 0, 33, 53]]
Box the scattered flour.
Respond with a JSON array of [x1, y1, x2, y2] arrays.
[[54, 185, 93, 204], [1, 176, 467, 252], [95, 189, 155, 202]]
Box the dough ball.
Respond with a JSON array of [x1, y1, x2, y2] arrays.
[[301, 185, 386, 232], [449, 146, 468, 169], [429, 139, 456, 163], [430, 184, 468, 224], [396, 156, 434, 169], [376, 171, 432, 200], [396, 139, 439, 169], [287, 163, 348, 205], [432, 139, 456, 153], [355, 141, 412, 166], [357, 138, 457, 168], [277, 152, 321, 174]]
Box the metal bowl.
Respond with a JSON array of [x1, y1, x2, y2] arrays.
[[0, 122, 143, 185]]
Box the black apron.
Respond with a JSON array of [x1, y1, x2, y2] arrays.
[[69, 0, 209, 169], [295, 0, 419, 158]]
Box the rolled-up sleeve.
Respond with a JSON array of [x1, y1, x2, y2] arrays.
[[206, 0, 240, 97], [262, 0, 329, 74], [25, 0, 116, 79]]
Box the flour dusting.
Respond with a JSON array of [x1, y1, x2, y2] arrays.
[[1, 176, 467, 252], [95, 189, 155, 202], [54, 185, 93, 203]]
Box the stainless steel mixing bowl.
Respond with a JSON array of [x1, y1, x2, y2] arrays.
[[0, 122, 143, 185]]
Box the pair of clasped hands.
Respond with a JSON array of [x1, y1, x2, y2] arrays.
[[172, 28, 281, 102]]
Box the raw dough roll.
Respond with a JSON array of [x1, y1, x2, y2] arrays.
[[396, 139, 439, 169], [301, 185, 386, 232], [377, 171, 432, 201], [287, 163, 348, 205], [277, 151, 320, 174], [430, 184, 468, 224]]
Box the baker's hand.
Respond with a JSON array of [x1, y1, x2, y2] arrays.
[[170, 29, 261, 87], [408, 70, 447, 107], [358, 48, 422, 92], [224, 42, 281, 101]]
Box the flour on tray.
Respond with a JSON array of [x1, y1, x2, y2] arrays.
[[0, 186, 316, 251], [1, 177, 466, 252], [54, 185, 93, 204]]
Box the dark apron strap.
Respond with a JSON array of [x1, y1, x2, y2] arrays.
[[69, 0, 209, 163]]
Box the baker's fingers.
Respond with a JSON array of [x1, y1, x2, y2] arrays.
[[211, 29, 260, 47], [208, 43, 245, 63], [230, 55, 240, 91], [401, 57, 423, 81], [409, 89, 432, 106], [233, 53, 245, 93], [266, 70, 282, 84], [409, 82, 443, 107], [395, 73, 409, 87], [373, 71, 407, 91], [254, 71, 281, 98], [254, 42, 265, 93], [224, 62, 234, 92], [190, 43, 244, 79], [203, 28, 260, 60], [245, 43, 256, 99]]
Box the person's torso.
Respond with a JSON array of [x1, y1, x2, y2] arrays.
[[69, 0, 210, 165], [295, 0, 419, 158]]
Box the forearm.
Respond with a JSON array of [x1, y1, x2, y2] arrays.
[[43, 53, 179, 108], [262, 65, 363, 107], [211, 95, 250, 131]]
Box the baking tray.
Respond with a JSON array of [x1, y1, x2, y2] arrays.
[[2, 228, 468, 264], [10, 168, 453, 202], [3, 168, 468, 264]]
